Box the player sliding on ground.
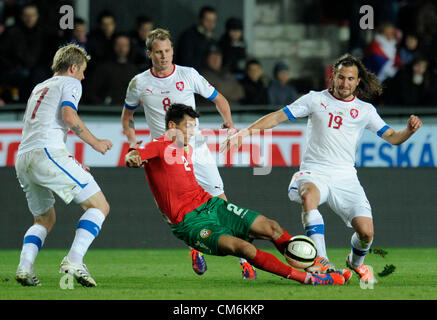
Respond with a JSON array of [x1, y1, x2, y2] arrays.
[[124, 103, 346, 285], [222, 53, 423, 284], [15, 44, 112, 287], [121, 28, 255, 279]]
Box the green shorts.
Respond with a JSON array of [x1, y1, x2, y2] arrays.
[[171, 197, 260, 256]]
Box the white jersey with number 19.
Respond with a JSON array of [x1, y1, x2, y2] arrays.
[[124, 64, 217, 139], [283, 89, 390, 171], [18, 75, 82, 155]]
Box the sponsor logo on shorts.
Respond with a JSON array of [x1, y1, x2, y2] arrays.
[[200, 229, 211, 238]]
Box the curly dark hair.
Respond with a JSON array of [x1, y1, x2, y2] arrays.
[[329, 53, 383, 101]]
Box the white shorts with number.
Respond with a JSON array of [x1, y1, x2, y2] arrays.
[[15, 147, 101, 216], [190, 135, 224, 197], [287, 167, 372, 227]]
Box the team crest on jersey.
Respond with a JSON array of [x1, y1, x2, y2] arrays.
[[200, 229, 211, 238], [350, 108, 359, 119], [176, 81, 184, 91]]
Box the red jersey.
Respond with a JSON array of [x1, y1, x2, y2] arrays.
[[136, 135, 212, 225]]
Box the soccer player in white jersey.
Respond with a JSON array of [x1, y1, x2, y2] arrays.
[[121, 28, 256, 279], [222, 54, 422, 284], [15, 44, 113, 287]]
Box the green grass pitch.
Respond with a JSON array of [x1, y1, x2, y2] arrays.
[[1, 247, 436, 300]]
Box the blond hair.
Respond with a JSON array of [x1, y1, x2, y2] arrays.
[[146, 28, 173, 51], [51, 43, 91, 73]]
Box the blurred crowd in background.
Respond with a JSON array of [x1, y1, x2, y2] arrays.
[[0, 0, 436, 107]]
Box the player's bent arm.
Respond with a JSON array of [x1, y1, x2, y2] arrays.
[[62, 106, 112, 154], [244, 108, 289, 137], [221, 109, 289, 153], [121, 107, 138, 147], [382, 115, 422, 145], [212, 92, 234, 129]]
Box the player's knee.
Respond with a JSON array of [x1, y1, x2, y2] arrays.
[[299, 186, 319, 210], [34, 209, 56, 233], [267, 219, 282, 239], [357, 228, 374, 243], [81, 192, 110, 216], [99, 200, 110, 216], [250, 215, 281, 240]]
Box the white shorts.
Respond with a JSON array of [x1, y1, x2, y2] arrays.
[[190, 136, 224, 197], [287, 168, 372, 227], [15, 148, 101, 216]]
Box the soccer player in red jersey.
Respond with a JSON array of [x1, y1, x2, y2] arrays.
[[124, 103, 345, 285]]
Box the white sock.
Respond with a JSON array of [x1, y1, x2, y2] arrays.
[[350, 232, 372, 267], [67, 208, 105, 264], [19, 224, 48, 271], [301, 209, 328, 260]]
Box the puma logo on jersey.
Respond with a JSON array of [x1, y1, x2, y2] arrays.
[[320, 102, 328, 109], [145, 89, 153, 94]]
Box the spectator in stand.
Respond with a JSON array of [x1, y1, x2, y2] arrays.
[[0, 0, 22, 36], [218, 17, 247, 79], [414, 0, 437, 59], [383, 56, 431, 106], [363, 22, 402, 83], [176, 6, 217, 70], [267, 62, 298, 106], [427, 57, 437, 106], [200, 46, 244, 105], [130, 15, 154, 71], [87, 10, 117, 64], [0, 3, 51, 102], [399, 33, 420, 66], [239, 59, 268, 105], [60, 17, 88, 50], [83, 33, 138, 106]]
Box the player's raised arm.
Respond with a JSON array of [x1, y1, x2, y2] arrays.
[[220, 108, 289, 153], [381, 115, 422, 145], [62, 105, 112, 154]]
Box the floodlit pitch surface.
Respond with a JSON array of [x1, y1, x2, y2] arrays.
[[1, 248, 436, 300]]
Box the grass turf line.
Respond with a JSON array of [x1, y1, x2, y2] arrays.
[[0, 248, 436, 300]]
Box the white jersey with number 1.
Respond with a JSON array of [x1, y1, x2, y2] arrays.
[[18, 75, 82, 155], [124, 64, 217, 139]]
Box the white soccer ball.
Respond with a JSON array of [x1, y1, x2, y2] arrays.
[[284, 235, 317, 269]]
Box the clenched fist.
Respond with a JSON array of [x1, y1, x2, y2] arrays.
[[125, 149, 143, 168], [407, 115, 422, 133]]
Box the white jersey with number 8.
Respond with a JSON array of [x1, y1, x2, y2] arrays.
[[124, 64, 217, 139]]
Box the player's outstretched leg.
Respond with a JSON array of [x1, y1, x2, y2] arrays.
[[246, 215, 345, 285], [219, 235, 344, 285], [60, 191, 109, 287], [16, 207, 54, 286]]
